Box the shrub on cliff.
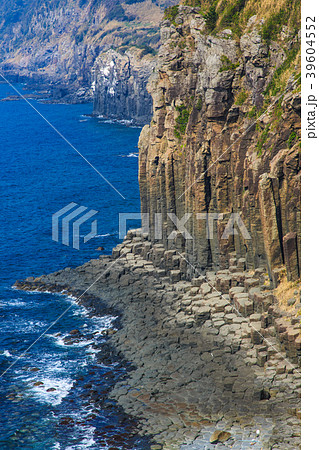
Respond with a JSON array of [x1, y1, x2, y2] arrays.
[[186, 0, 300, 39], [219, 55, 239, 72], [261, 8, 290, 43], [204, 3, 218, 32], [164, 5, 179, 24], [219, 0, 246, 32], [174, 104, 190, 139]]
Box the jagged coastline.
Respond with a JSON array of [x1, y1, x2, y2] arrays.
[[15, 229, 301, 449]]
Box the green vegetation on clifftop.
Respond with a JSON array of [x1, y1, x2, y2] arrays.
[[182, 0, 300, 38]]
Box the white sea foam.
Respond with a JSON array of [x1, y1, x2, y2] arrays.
[[51, 409, 98, 448], [65, 424, 96, 449], [24, 320, 48, 331], [92, 314, 117, 328], [64, 294, 117, 331], [52, 443, 61, 450], [118, 152, 139, 158], [1, 297, 27, 307], [21, 289, 54, 295], [30, 376, 74, 406], [73, 340, 95, 348], [48, 333, 94, 348], [86, 345, 100, 355], [72, 308, 87, 316], [2, 350, 12, 357], [65, 293, 78, 302], [6, 318, 48, 333], [42, 358, 68, 374]]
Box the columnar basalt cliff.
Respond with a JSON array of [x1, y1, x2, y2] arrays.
[[139, 6, 301, 282]]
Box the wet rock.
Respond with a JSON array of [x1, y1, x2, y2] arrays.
[[60, 417, 75, 426], [69, 329, 80, 335]]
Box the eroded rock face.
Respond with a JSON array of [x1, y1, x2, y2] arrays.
[[138, 6, 301, 281], [92, 49, 154, 125], [0, 0, 170, 111]]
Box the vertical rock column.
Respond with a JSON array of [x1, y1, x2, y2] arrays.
[[283, 232, 300, 281], [258, 174, 284, 277]]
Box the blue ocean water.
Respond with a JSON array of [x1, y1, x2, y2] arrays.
[[0, 83, 148, 448]]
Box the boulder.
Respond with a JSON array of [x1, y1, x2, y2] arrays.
[[210, 430, 231, 444], [170, 270, 181, 283]]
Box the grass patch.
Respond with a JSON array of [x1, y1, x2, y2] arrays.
[[195, 96, 203, 111], [261, 8, 290, 43], [204, 2, 218, 32], [264, 44, 300, 97], [178, 39, 187, 49], [256, 124, 270, 155], [219, 0, 247, 35], [164, 5, 179, 25], [219, 55, 240, 72], [247, 105, 257, 119], [174, 104, 191, 140], [294, 72, 301, 88], [274, 270, 300, 313], [235, 89, 248, 105], [287, 131, 297, 148], [261, 0, 301, 44]]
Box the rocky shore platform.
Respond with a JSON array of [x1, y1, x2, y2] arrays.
[[15, 229, 301, 449]]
